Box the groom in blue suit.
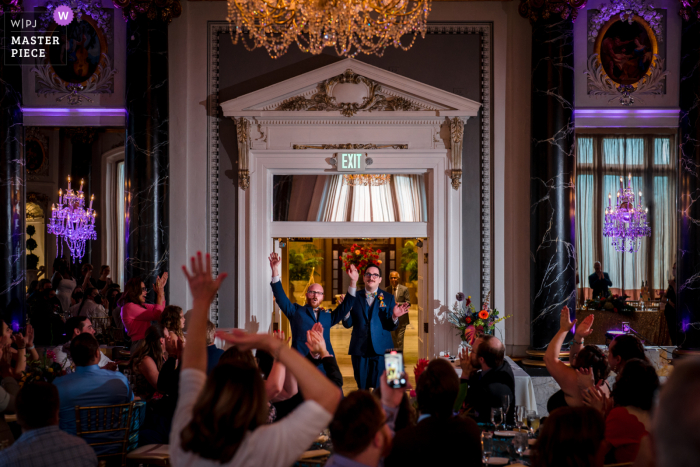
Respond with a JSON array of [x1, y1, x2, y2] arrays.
[[343, 263, 410, 389], [269, 253, 355, 367]]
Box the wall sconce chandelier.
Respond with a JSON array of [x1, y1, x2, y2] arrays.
[[343, 174, 391, 187], [48, 176, 97, 261], [226, 0, 432, 59], [603, 173, 650, 253]]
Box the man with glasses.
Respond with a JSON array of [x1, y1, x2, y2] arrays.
[[268, 253, 356, 370], [343, 264, 410, 390]]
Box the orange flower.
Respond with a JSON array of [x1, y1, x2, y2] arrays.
[[377, 260, 382, 264], [466, 317, 472, 324], [355, 250, 361, 255], [478, 310, 489, 319]]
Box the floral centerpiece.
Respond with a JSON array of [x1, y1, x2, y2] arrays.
[[19, 349, 66, 387], [585, 293, 635, 315], [447, 292, 511, 347], [409, 358, 429, 399], [342, 244, 382, 271]]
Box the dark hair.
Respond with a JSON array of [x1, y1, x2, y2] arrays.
[[72, 291, 84, 303], [330, 390, 385, 457], [219, 346, 257, 369], [161, 305, 185, 341], [206, 320, 216, 345], [38, 278, 52, 289], [100, 265, 109, 274], [364, 264, 382, 277], [180, 362, 268, 462], [28, 280, 39, 294], [477, 335, 505, 369], [64, 316, 89, 338], [532, 406, 605, 467], [255, 350, 274, 379], [81, 263, 93, 273], [16, 382, 60, 430], [417, 358, 459, 418], [77, 287, 97, 317], [118, 277, 145, 308], [612, 358, 659, 411], [70, 333, 100, 367], [573, 345, 610, 383], [131, 324, 165, 373], [611, 334, 647, 363]]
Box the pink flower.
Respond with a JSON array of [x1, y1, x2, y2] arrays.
[[46, 350, 56, 362]]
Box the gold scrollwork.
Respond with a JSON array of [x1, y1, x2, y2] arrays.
[[292, 143, 408, 150]]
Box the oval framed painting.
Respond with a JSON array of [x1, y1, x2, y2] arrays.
[[46, 15, 108, 87], [594, 15, 658, 88], [26, 137, 47, 175]]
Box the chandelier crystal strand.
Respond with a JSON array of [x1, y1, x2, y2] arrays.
[[48, 175, 97, 262], [343, 174, 391, 186], [603, 173, 651, 253], [226, 0, 431, 59]]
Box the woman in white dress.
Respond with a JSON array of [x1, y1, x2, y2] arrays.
[[51, 257, 77, 313]]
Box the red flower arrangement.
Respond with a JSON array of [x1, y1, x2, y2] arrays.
[[342, 244, 382, 272], [478, 310, 489, 320]]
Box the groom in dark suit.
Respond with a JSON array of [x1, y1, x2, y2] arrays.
[[343, 264, 410, 390], [269, 253, 356, 367]]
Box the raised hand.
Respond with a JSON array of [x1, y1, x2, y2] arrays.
[[582, 386, 608, 415], [458, 346, 474, 377], [337, 294, 345, 304], [559, 306, 575, 333], [575, 314, 594, 338], [156, 272, 169, 291], [216, 329, 283, 356], [12, 332, 26, 350], [26, 324, 34, 347], [347, 264, 359, 286], [380, 370, 410, 409], [182, 252, 227, 305], [392, 302, 410, 320], [269, 253, 282, 276]]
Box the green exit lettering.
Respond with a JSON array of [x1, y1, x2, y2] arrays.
[[339, 153, 364, 172]]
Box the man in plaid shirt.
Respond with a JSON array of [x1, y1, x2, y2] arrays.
[[0, 382, 97, 467]]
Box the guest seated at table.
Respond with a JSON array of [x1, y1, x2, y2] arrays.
[[583, 358, 659, 464], [0, 322, 40, 379], [589, 261, 613, 298], [385, 359, 482, 467], [53, 317, 117, 372], [327, 385, 404, 467], [545, 306, 610, 413], [70, 289, 83, 308], [71, 289, 110, 337], [129, 324, 167, 400], [650, 356, 700, 467], [532, 406, 605, 467], [608, 334, 648, 377], [170, 252, 341, 467], [461, 335, 516, 425], [0, 382, 97, 467], [0, 344, 20, 447], [119, 273, 168, 351], [305, 323, 343, 389], [53, 333, 133, 454], [161, 305, 187, 346]]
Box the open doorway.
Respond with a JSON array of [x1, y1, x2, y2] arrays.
[[275, 237, 427, 392]]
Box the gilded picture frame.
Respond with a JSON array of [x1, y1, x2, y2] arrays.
[[594, 14, 658, 89]]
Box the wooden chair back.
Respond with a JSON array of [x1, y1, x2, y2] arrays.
[[75, 402, 134, 467]]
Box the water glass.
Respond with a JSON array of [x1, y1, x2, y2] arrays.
[[526, 410, 540, 436], [491, 407, 504, 432], [501, 394, 511, 427], [514, 432, 528, 457], [515, 406, 526, 431], [482, 431, 493, 464]]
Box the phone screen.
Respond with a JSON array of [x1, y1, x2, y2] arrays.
[[384, 350, 406, 388]]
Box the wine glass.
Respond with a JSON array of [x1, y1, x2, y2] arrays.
[[515, 406, 526, 432], [491, 407, 504, 432], [501, 394, 511, 428], [482, 431, 493, 464], [514, 432, 528, 458], [526, 410, 540, 437]]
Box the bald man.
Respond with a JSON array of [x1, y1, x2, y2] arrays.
[[588, 261, 612, 299], [269, 253, 356, 368]]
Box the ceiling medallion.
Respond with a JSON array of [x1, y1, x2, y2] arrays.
[[226, 0, 431, 59]]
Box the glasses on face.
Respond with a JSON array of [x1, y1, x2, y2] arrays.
[[364, 273, 380, 279], [141, 287, 147, 292], [307, 291, 324, 296]]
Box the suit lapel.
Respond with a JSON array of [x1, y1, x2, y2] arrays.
[[304, 305, 318, 323], [358, 289, 369, 321]]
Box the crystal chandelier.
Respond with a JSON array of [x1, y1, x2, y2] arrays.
[[48, 176, 97, 262], [603, 174, 651, 253], [226, 0, 432, 59], [343, 174, 391, 187]]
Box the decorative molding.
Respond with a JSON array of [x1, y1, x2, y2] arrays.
[[450, 117, 465, 190], [292, 143, 408, 150], [113, 0, 181, 22], [585, 53, 668, 105], [588, 0, 663, 43], [275, 69, 422, 117], [25, 127, 49, 180], [31, 53, 117, 105], [235, 117, 251, 190], [518, 0, 587, 23]]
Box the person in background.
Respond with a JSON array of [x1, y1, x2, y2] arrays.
[[582, 358, 659, 464], [161, 305, 187, 346], [607, 334, 648, 378], [388, 271, 411, 352], [169, 252, 342, 467], [52, 258, 76, 313], [545, 306, 610, 412], [53, 333, 133, 455], [204, 320, 223, 374], [386, 359, 481, 466], [95, 265, 112, 291], [119, 273, 168, 351], [53, 317, 117, 372], [71, 287, 110, 335], [305, 323, 343, 389], [0, 343, 20, 447], [0, 382, 97, 467], [531, 406, 605, 467], [589, 261, 613, 299], [70, 289, 84, 308], [77, 263, 96, 291], [663, 263, 677, 345], [129, 324, 167, 400], [26, 280, 39, 299], [0, 323, 39, 379], [461, 335, 516, 425]]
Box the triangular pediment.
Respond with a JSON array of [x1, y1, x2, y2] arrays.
[[221, 59, 481, 118]]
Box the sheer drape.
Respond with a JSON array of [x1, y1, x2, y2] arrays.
[[576, 135, 675, 303]]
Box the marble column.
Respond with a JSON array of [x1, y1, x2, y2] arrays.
[[528, 17, 577, 349], [123, 17, 170, 300], [677, 11, 700, 349], [0, 6, 26, 329]]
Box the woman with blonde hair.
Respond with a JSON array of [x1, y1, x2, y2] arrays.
[[161, 305, 186, 344]]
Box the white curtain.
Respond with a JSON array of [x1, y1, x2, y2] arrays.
[[318, 175, 350, 222], [393, 175, 427, 222]]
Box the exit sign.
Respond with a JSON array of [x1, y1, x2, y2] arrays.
[[337, 153, 365, 172]]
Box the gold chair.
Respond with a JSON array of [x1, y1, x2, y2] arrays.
[[126, 444, 170, 466], [75, 402, 135, 467]]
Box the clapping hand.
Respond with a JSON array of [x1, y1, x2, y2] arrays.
[[154, 272, 169, 294], [12, 332, 26, 350], [392, 302, 410, 320], [216, 329, 284, 356], [25, 324, 34, 348], [269, 253, 282, 276], [347, 264, 359, 286], [575, 314, 594, 339], [582, 383, 612, 415], [182, 253, 226, 305], [559, 306, 575, 333], [305, 323, 329, 358], [458, 346, 475, 378]]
